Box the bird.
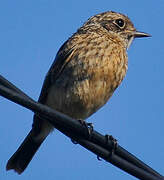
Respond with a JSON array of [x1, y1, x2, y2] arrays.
[[6, 11, 150, 174]]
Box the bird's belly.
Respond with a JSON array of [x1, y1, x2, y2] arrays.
[[46, 76, 115, 120]]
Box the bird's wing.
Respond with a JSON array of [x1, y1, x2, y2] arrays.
[[38, 40, 75, 104]]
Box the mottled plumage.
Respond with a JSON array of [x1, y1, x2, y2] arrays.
[[6, 11, 150, 174]]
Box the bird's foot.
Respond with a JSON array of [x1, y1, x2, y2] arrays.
[[105, 134, 118, 155], [97, 134, 118, 161], [78, 119, 94, 137], [71, 119, 93, 144]]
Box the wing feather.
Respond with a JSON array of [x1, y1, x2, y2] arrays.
[[38, 40, 75, 104]]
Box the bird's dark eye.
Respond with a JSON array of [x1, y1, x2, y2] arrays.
[[115, 19, 125, 28]]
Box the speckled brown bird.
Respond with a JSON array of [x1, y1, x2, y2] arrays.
[[6, 11, 150, 174]]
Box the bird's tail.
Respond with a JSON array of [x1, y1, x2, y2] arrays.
[[6, 129, 46, 174], [6, 115, 54, 175]]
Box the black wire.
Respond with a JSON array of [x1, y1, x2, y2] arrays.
[[0, 75, 163, 180], [0, 75, 33, 100]]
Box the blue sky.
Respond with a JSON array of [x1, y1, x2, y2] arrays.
[[0, 1, 163, 180]]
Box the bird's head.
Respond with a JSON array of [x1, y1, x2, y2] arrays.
[[81, 11, 151, 49]]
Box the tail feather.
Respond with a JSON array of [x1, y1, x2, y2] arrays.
[[6, 130, 45, 174]]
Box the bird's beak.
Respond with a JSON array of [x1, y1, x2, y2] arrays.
[[133, 31, 151, 38], [126, 30, 151, 49]]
